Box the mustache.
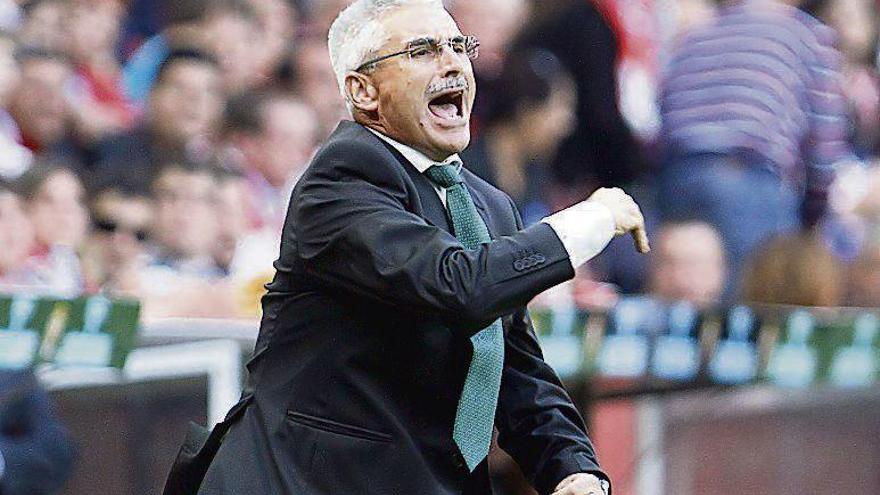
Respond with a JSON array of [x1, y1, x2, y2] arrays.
[[426, 75, 468, 97]]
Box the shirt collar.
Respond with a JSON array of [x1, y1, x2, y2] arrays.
[[367, 127, 462, 175]]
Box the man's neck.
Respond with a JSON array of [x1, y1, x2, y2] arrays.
[[362, 122, 452, 162]]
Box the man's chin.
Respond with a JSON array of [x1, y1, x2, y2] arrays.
[[428, 128, 471, 157]]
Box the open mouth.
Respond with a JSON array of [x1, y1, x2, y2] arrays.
[[428, 90, 465, 122]]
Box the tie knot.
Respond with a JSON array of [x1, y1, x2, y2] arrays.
[[425, 163, 462, 188]]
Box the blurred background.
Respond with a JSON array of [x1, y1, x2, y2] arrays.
[[0, 0, 878, 494]]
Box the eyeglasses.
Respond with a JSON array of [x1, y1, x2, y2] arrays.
[[94, 218, 150, 242], [355, 35, 480, 72]]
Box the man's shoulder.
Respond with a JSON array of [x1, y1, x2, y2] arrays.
[[312, 121, 394, 167], [0, 368, 28, 384], [318, 120, 385, 154], [0, 368, 36, 400], [300, 120, 409, 188]]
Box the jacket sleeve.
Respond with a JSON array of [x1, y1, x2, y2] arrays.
[[495, 197, 610, 495], [290, 139, 575, 335]]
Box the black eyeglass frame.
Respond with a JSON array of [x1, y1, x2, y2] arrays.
[[355, 35, 480, 73]]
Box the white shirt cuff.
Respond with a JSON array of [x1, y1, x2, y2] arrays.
[[541, 201, 616, 269]]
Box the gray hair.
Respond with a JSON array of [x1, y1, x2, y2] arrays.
[[327, 0, 447, 113]]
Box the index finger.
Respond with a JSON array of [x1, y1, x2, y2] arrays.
[[632, 226, 651, 254], [551, 478, 603, 495]]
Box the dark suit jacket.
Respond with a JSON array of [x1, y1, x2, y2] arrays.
[[0, 370, 76, 495], [199, 121, 607, 495]]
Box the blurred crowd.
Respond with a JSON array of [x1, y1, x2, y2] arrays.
[[0, 0, 877, 322]]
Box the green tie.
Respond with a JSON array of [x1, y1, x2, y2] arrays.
[[425, 163, 504, 472]]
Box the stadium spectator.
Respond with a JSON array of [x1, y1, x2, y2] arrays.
[[248, 0, 298, 87], [740, 232, 844, 307], [301, 0, 353, 38], [805, 0, 880, 157], [648, 221, 726, 308], [120, 160, 245, 320], [63, 0, 136, 143], [15, 0, 65, 52], [213, 164, 283, 319], [123, 0, 262, 105], [0, 30, 31, 181], [137, 161, 240, 320], [461, 49, 576, 226], [8, 48, 79, 158], [92, 50, 223, 195], [122, 0, 211, 106], [447, 0, 529, 129], [0, 0, 21, 31], [288, 36, 346, 139], [516, 0, 646, 188], [0, 182, 35, 288], [0, 369, 77, 495], [847, 240, 880, 307], [81, 187, 153, 296], [222, 90, 317, 231], [670, 0, 718, 40], [142, 161, 221, 279], [19, 163, 88, 247], [16, 163, 88, 297], [448, 0, 527, 78], [657, 0, 852, 293], [212, 165, 281, 311], [199, 0, 261, 92], [0, 31, 16, 113], [855, 164, 880, 231], [212, 168, 250, 275]]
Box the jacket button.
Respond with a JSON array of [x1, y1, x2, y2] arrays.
[[535, 254, 546, 263], [513, 260, 525, 271], [451, 453, 466, 469]]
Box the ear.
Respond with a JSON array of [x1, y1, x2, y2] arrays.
[[345, 71, 380, 113]]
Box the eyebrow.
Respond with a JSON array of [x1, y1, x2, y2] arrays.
[[405, 37, 436, 47], [406, 36, 470, 51]]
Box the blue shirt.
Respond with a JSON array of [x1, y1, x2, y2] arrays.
[[122, 34, 169, 107]]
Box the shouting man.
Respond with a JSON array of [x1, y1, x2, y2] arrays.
[[195, 1, 648, 494]]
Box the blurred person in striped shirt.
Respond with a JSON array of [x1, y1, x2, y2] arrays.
[[657, 0, 853, 298], [803, 0, 880, 156]]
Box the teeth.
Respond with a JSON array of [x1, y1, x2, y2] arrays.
[[427, 75, 468, 97]]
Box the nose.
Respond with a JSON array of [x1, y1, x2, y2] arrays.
[[437, 44, 465, 74]]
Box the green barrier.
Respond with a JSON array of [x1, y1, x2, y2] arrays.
[[530, 306, 591, 380], [0, 293, 140, 370], [531, 298, 880, 392]]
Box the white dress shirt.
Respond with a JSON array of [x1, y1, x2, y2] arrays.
[[367, 128, 615, 270], [368, 128, 463, 205]]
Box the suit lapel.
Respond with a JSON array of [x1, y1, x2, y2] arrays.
[[404, 164, 454, 233], [365, 131, 453, 233], [344, 121, 493, 238]]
